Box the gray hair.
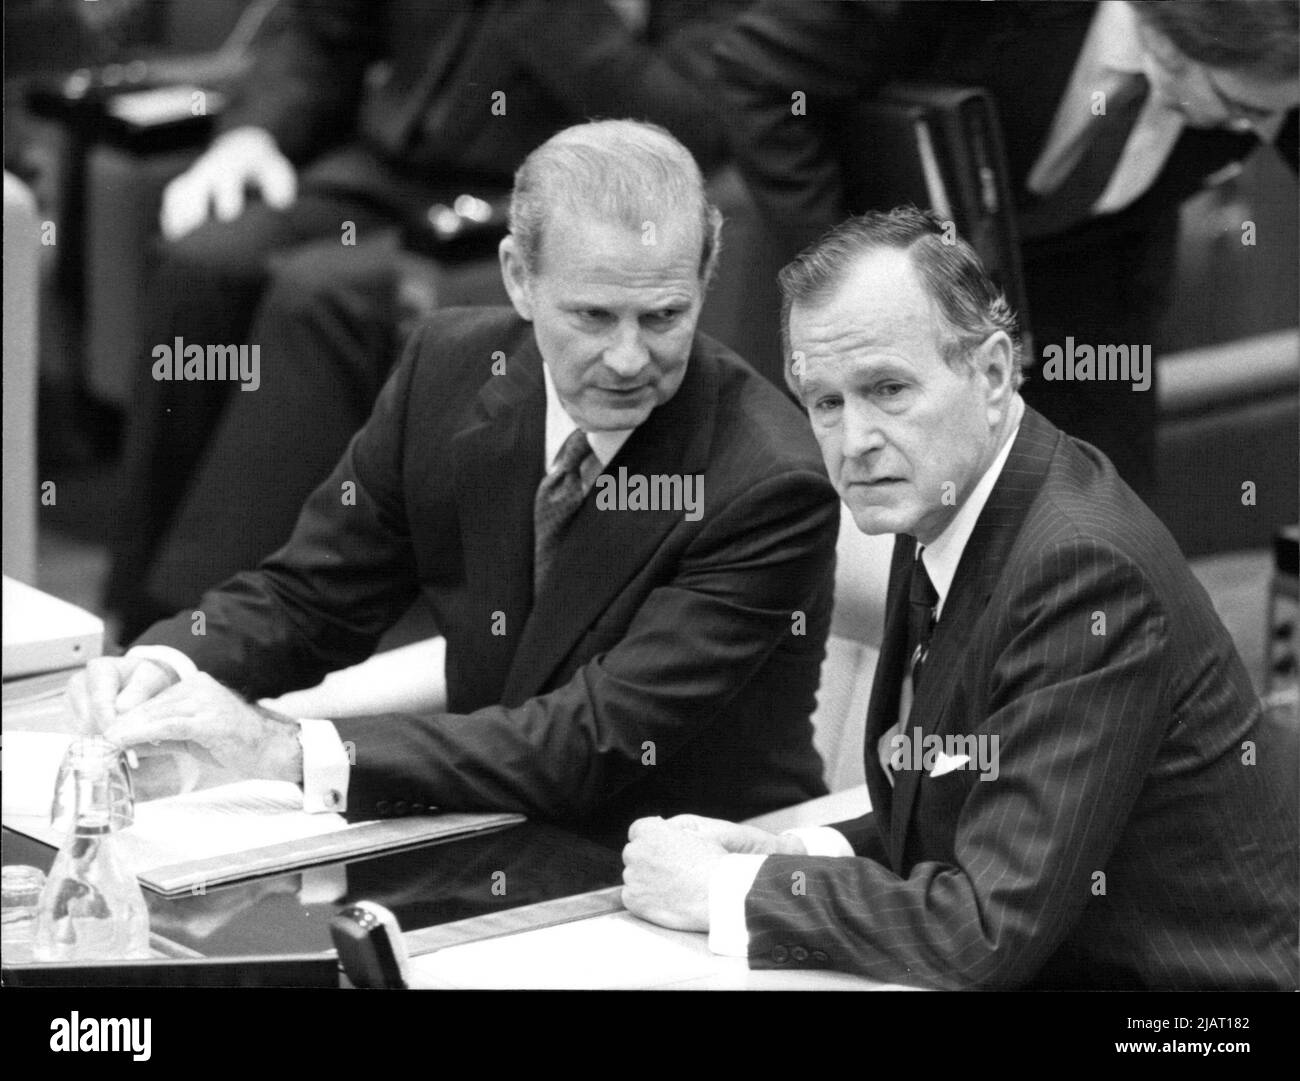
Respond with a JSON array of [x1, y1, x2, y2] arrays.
[[777, 207, 1024, 394], [509, 119, 723, 284]]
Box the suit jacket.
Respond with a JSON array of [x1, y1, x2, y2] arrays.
[[140, 307, 838, 844], [222, 0, 744, 186], [744, 406, 1299, 989], [713, 0, 1298, 255]]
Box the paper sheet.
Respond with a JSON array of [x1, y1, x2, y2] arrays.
[[1, 731, 73, 816]]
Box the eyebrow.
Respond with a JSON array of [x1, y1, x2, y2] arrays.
[[795, 356, 915, 397], [562, 294, 693, 310]]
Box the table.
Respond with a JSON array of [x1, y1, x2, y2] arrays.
[[396, 785, 903, 989], [3, 786, 900, 989]]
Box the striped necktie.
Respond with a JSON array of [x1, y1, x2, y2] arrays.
[[908, 548, 939, 692], [533, 429, 595, 601]]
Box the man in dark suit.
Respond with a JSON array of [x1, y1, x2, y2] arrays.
[[70, 120, 838, 846], [621, 208, 1298, 989], [709, 0, 1300, 502], [105, 0, 750, 640]]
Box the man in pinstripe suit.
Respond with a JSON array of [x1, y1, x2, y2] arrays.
[[622, 208, 1298, 989]]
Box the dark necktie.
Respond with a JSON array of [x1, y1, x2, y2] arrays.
[[907, 549, 939, 693], [533, 429, 594, 601], [871, 545, 940, 780], [1019, 73, 1150, 238]]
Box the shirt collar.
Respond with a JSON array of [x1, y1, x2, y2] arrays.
[[920, 394, 1024, 620], [542, 361, 635, 470], [1101, 1, 1148, 75]]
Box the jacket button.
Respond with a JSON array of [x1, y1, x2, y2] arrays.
[[324, 789, 342, 810], [811, 950, 828, 964], [791, 946, 809, 962], [375, 800, 391, 815], [394, 800, 409, 815], [771, 945, 789, 963]]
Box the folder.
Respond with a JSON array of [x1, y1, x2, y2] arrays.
[[2, 576, 102, 679], [838, 83, 1032, 355]]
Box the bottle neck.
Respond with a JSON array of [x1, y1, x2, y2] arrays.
[[54, 738, 135, 835]]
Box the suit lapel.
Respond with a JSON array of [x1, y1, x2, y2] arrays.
[[451, 336, 546, 700], [887, 407, 1062, 868], [501, 340, 720, 705]]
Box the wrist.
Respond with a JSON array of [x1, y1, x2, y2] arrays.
[[255, 705, 304, 785]]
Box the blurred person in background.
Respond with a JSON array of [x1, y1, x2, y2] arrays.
[[711, 0, 1299, 505]]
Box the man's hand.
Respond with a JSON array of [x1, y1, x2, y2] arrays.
[[67, 656, 181, 735], [160, 126, 297, 240], [621, 816, 734, 931], [102, 673, 303, 789], [666, 814, 808, 856]]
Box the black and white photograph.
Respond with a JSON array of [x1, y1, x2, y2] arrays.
[[2, 0, 1297, 1054]]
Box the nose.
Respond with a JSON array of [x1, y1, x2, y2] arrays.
[[602, 319, 652, 381], [841, 399, 885, 461]]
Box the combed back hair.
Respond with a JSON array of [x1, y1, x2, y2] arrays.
[[509, 119, 723, 284], [1133, 0, 1299, 80], [777, 207, 1024, 395]]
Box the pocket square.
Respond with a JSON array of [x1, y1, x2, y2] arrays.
[[929, 752, 970, 778]]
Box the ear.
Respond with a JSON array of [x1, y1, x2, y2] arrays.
[[972, 331, 1016, 423], [498, 235, 534, 321]]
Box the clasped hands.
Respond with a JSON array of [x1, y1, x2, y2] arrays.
[[65, 657, 302, 800], [621, 814, 806, 931]]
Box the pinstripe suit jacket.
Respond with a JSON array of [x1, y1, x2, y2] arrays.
[[745, 406, 1299, 989]]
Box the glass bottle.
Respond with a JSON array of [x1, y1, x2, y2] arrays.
[[33, 737, 150, 961]]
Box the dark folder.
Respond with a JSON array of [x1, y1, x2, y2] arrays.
[[838, 83, 1032, 354]]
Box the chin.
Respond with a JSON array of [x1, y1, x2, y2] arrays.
[[582, 402, 655, 432], [845, 503, 902, 537]]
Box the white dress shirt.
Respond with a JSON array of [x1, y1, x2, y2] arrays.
[[707, 395, 1025, 957], [1027, 1, 1283, 217], [128, 359, 632, 812]]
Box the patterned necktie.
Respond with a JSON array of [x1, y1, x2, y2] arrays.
[[1020, 72, 1150, 238], [533, 429, 595, 601], [907, 549, 939, 693], [875, 546, 941, 780]]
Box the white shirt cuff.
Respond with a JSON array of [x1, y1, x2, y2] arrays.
[[707, 853, 765, 956], [125, 644, 198, 682], [784, 826, 854, 858], [296, 718, 350, 813]]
